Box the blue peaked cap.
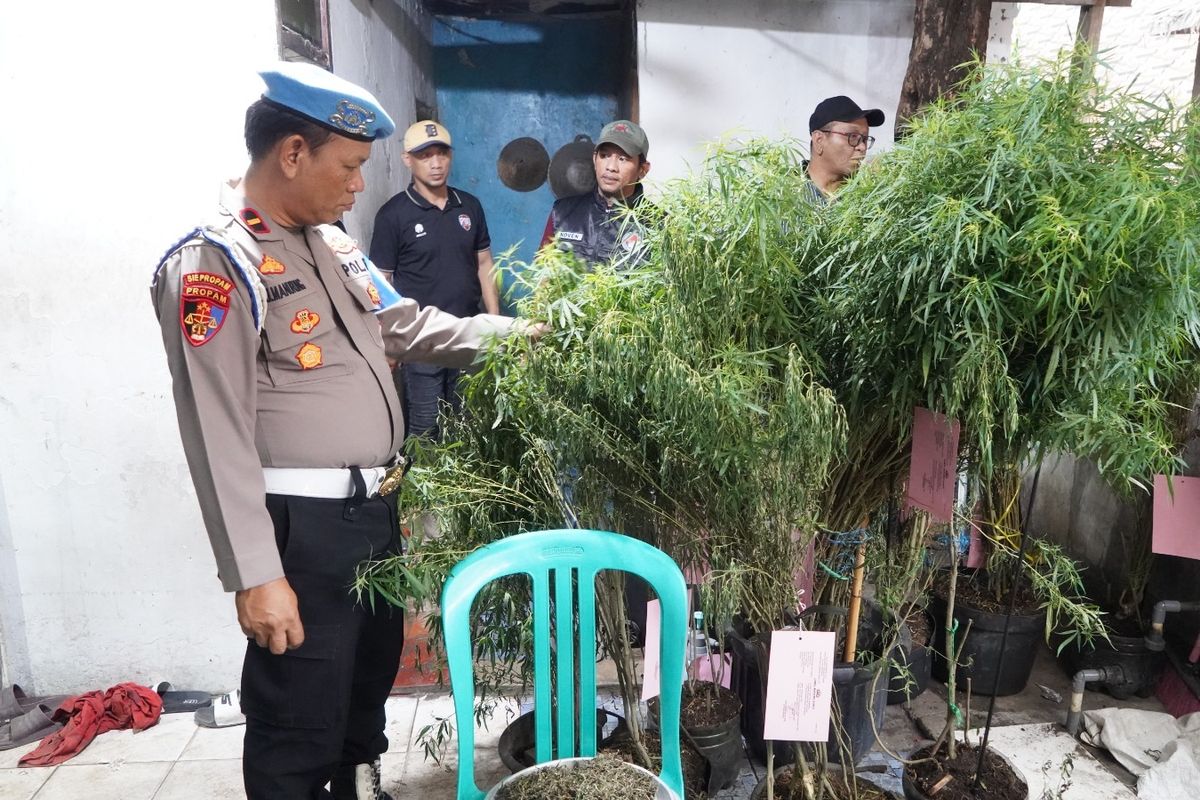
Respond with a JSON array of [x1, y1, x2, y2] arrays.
[[258, 62, 395, 141]]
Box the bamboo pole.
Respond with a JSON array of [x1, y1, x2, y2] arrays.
[[842, 518, 869, 664]]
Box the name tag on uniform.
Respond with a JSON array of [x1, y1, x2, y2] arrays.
[[559, 231, 584, 241]]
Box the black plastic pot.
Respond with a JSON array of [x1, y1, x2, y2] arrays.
[[808, 661, 887, 766], [685, 707, 743, 794], [901, 766, 929, 800], [728, 614, 886, 766], [649, 686, 743, 794], [1060, 628, 1163, 700], [498, 708, 625, 773], [886, 621, 933, 705], [858, 604, 933, 706], [930, 594, 1045, 697]]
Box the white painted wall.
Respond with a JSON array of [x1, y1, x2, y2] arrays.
[[0, 0, 431, 694], [636, 0, 917, 184], [1011, 0, 1200, 109], [332, 0, 434, 247]]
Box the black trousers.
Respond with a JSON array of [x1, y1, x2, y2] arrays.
[[241, 492, 406, 799]]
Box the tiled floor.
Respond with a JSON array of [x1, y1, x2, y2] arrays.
[[0, 694, 513, 800], [0, 643, 1174, 799]]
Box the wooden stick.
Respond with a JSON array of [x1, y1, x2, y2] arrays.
[[842, 533, 868, 663]]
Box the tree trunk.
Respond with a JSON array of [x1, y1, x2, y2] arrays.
[[895, 0, 993, 136]]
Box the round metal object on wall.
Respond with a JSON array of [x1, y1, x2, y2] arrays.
[[496, 137, 549, 192], [548, 134, 597, 199]]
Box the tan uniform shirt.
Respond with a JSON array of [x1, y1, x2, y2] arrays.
[[152, 179, 514, 592]]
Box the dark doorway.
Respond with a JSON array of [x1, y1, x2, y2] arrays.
[[426, 1, 635, 310]]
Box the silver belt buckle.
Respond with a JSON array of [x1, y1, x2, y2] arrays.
[[362, 467, 387, 498]]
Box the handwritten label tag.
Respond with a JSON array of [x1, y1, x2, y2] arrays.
[[906, 407, 960, 523], [641, 599, 662, 701], [762, 630, 836, 741], [1152, 475, 1200, 560]]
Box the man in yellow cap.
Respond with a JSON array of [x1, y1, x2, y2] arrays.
[[151, 63, 541, 799], [369, 121, 500, 440]]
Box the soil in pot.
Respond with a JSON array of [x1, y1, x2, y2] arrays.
[[903, 743, 1027, 800], [494, 754, 658, 800], [749, 763, 896, 800]]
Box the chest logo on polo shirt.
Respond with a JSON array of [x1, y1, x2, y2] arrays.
[[458, 214, 472, 232], [258, 254, 286, 275], [290, 309, 321, 334], [414, 223, 426, 239], [295, 342, 323, 370], [179, 272, 232, 347]]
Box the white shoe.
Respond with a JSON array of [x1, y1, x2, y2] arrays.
[[193, 690, 244, 728]]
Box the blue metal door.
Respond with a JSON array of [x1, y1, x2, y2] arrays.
[[432, 14, 626, 311]]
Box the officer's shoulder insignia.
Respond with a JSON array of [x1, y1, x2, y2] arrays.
[[295, 342, 323, 370], [320, 226, 359, 255], [259, 254, 286, 275], [179, 272, 234, 347], [239, 208, 271, 235], [458, 214, 472, 232]]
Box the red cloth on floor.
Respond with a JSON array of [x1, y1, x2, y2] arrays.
[[19, 682, 162, 767]]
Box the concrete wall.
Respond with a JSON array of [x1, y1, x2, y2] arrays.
[[0, 0, 431, 694], [636, 0, 917, 184], [333, 0, 434, 248], [1012, 0, 1200, 108]]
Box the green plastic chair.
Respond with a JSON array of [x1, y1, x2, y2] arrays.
[[441, 528, 688, 800]]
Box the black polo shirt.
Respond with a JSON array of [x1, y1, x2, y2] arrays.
[[368, 184, 491, 317]]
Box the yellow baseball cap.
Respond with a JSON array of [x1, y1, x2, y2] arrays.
[[403, 120, 452, 153]]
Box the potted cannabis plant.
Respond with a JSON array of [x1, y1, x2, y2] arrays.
[[357, 136, 846, 789], [797, 49, 1200, 800]]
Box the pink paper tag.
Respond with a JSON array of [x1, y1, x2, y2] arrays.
[[762, 630, 836, 741], [641, 599, 662, 701], [906, 407, 960, 523], [966, 500, 985, 568], [694, 654, 733, 688], [791, 531, 816, 612], [1152, 475, 1200, 560]]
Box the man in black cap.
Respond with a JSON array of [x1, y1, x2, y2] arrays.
[[805, 96, 886, 204], [540, 119, 652, 268]]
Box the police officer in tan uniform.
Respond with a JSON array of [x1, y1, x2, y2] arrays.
[[151, 63, 537, 800]]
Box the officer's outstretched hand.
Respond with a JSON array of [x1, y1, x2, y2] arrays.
[[515, 319, 550, 341], [235, 577, 305, 655]]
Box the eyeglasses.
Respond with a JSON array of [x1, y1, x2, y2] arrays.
[[819, 129, 876, 149]]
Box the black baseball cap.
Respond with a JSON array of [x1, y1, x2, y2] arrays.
[[809, 96, 885, 133]]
